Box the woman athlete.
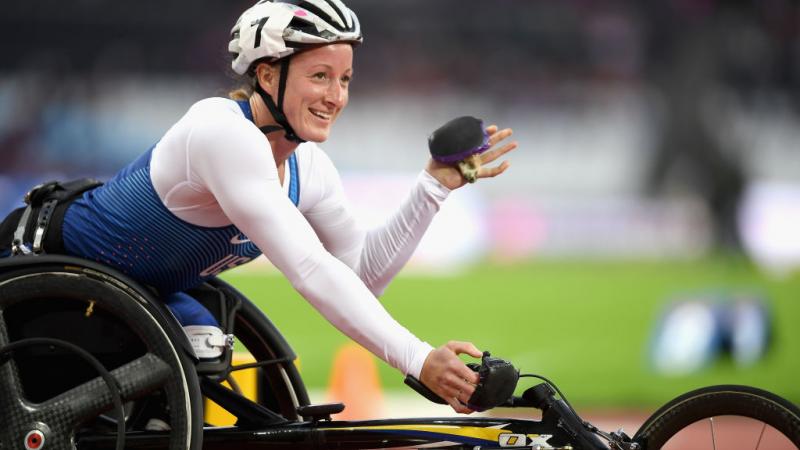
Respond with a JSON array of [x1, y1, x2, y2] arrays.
[[7, 0, 518, 414]]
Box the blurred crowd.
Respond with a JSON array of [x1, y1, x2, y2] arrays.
[[2, 1, 796, 93], [1, 0, 798, 258]]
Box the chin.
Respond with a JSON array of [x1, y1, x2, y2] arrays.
[[299, 128, 331, 143]]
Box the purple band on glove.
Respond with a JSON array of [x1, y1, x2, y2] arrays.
[[431, 127, 491, 164]]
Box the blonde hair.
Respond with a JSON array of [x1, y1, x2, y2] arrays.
[[228, 87, 251, 101], [228, 59, 279, 101]]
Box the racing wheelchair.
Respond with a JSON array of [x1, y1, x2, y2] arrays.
[[1, 254, 799, 450]]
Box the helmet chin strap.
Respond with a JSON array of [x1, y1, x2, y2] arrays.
[[254, 58, 306, 144]]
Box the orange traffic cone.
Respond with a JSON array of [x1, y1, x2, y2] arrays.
[[326, 342, 384, 419]]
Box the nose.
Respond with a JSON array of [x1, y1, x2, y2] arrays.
[[324, 80, 347, 108]]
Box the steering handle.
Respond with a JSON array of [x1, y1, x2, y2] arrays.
[[404, 352, 520, 411], [403, 375, 448, 405]]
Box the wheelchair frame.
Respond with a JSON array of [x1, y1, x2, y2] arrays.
[[1, 255, 799, 450]]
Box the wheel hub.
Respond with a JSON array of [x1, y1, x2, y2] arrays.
[[23, 424, 49, 450]]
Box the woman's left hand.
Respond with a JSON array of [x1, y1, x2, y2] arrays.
[[425, 125, 518, 190], [419, 341, 483, 414]]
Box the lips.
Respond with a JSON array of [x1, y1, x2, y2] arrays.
[[309, 108, 332, 121]]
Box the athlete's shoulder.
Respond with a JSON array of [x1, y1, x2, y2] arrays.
[[180, 97, 262, 143], [187, 97, 246, 120]]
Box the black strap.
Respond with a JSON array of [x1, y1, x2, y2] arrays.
[[44, 179, 103, 255], [254, 58, 305, 143], [7, 178, 103, 256], [26, 179, 103, 207]]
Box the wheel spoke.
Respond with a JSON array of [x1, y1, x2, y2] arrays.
[[41, 353, 171, 428], [0, 310, 25, 414], [709, 417, 717, 450], [754, 421, 767, 450]]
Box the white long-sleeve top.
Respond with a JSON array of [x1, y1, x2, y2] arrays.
[[146, 97, 448, 377]]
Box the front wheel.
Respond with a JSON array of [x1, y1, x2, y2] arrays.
[[634, 385, 800, 449]]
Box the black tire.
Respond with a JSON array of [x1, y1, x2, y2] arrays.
[[0, 267, 203, 450], [634, 385, 800, 449], [209, 278, 310, 420]]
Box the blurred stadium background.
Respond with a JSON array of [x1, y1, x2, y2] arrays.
[[1, 0, 798, 414]]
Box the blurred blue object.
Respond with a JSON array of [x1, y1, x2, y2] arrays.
[[726, 298, 772, 367], [648, 292, 772, 375], [650, 298, 721, 375]]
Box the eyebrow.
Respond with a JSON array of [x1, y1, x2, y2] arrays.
[[307, 64, 353, 74]]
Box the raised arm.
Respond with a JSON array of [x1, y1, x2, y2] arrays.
[[305, 124, 517, 296], [303, 150, 449, 297]]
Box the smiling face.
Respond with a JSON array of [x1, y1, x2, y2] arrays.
[[259, 43, 353, 143]]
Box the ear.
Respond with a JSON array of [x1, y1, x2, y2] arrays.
[[254, 62, 279, 94]]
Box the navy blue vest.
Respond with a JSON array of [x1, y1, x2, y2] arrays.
[[62, 101, 299, 294]]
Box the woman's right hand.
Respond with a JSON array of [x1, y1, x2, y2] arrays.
[[419, 341, 483, 414]]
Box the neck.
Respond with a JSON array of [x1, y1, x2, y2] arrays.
[[249, 94, 298, 166]]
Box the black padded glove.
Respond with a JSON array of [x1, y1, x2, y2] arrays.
[[428, 116, 490, 183], [466, 352, 519, 411]]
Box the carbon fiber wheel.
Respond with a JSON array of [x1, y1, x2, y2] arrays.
[[634, 385, 800, 450], [0, 268, 203, 450]]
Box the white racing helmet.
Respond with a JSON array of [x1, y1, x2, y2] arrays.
[[229, 0, 363, 76]]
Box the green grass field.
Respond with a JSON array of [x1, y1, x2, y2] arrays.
[[222, 256, 799, 408]]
